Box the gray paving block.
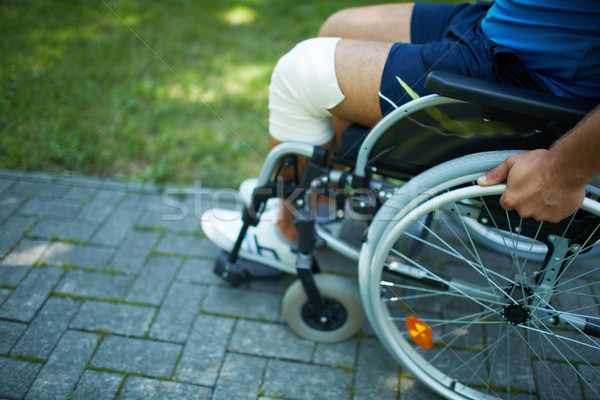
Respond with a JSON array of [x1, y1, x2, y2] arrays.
[[7, 180, 70, 198], [534, 360, 583, 399], [118, 376, 212, 400], [0, 266, 31, 286], [213, 353, 266, 400], [0, 288, 11, 304], [0, 192, 25, 225], [399, 377, 444, 400], [29, 218, 98, 242], [148, 282, 207, 343], [0, 267, 62, 322], [42, 242, 115, 269], [177, 258, 221, 285], [26, 330, 98, 400], [155, 233, 220, 258], [70, 300, 156, 337], [0, 215, 36, 257], [229, 320, 314, 362], [109, 230, 161, 274], [174, 314, 235, 386], [201, 285, 281, 322], [125, 256, 180, 305], [18, 197, 82, 218], [77, 189, 125, 223], [355, 338, 399, 400], [0, 357, 43, 399], [0, 178, 15, 195], [314, 338, 357, 367], [63, 186, 98, 202], [72, 370, 123, 400], [12, 297, 81, 359], [91, 335, 182, 378], [137, 209, 202, 233], [0, 320, 27, 354], [1, 238, 50, 267], [92, 207, 143, 246], [55, 270, 132, 300], [579, 364, 600, 399], [263, 359, 354, 400]]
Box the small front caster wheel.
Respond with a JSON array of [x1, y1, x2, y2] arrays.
[[282, 274, 365, 343]]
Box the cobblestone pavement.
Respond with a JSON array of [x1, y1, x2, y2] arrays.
[[0, 169, 441, 400]]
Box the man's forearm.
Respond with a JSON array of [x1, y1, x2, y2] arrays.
[[549, 105, 600, 188]]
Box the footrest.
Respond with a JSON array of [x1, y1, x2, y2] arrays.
[[214, 251, 285, 286]]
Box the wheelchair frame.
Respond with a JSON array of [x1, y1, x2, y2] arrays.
[[212, 71, 599, 399]]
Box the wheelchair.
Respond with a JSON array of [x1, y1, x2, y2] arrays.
[[213, 71, 599, 399]]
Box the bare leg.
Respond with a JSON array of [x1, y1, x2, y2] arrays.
[[275, 39, 394, 240], [319, 3, 415, 43]]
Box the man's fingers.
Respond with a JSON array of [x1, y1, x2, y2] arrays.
[[477, 160, 511, 186]]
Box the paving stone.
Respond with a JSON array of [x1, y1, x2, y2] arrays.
[[201, 285, 281, 322], [12, 297, 80, 359], [355, 338, 399, 400], [229, 319, 314, 362], [314, 338, 357, 367], [91, 335, 182, 378], [263, 359, 354, 400], [92, 207, 144, 246], [7, 180, 70, 197], [109, 230, 161, 274], [148, 281, 207, 343], [18, 197, 82, 218], [0, 192, 25, 225], [174, 314, 235, 386], [399, 377, 443, 400], [1, 238, 50, 267], [0, 214, 36, 257], [55, 270, 132, 300], [70, 300, 155, 337], [42, 242, 115, 269], [0, 288, 11, 304], [155, 233, 220, 258], [77, 189, 125, 223], [0, 178, 15, 195], [0, 320, 27, 354], [534, 360, 583, 399], [177, 257, 221, 285], [0, 357, 43, 399], [72, 370, 124, 400], [26, 330, 98, 400], [0, 267, 62, 322], [579, 364, 600, 399], [137, 209, 202, 233], [0, 266, 31, 287], [63, 186, 98, 202], [118, 376, 212, 400], [213, 353, 266, 400], [29, 218, 98, 242], [126, 256, 180, 305]]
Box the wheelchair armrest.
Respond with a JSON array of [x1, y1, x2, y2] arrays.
[[424, 71, 595, 127]]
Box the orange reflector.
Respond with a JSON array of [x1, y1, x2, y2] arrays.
[[405, 314, 433, 349]]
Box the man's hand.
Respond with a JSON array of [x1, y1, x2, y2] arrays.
[[477, 149, 586, 223]]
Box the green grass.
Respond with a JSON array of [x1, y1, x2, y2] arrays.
[[0, 0, 462, 188]]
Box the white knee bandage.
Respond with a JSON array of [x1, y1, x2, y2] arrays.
[[268, 37, 345, 145]]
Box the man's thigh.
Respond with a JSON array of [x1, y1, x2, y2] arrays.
[[319, 3, 415, 43]]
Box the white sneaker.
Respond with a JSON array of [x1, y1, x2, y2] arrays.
[[201, 207, 297, 275], [239, 178, 281, 212]]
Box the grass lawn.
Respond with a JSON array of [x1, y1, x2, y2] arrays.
[[1, 0, 462, 188]]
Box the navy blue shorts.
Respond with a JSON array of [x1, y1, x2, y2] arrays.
[[379, 2, 549, 115]]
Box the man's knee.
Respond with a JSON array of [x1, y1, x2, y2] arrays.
[[268, 38, 345, 145]]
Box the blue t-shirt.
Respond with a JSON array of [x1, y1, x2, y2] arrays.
[[481, 0, 600, 101]]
